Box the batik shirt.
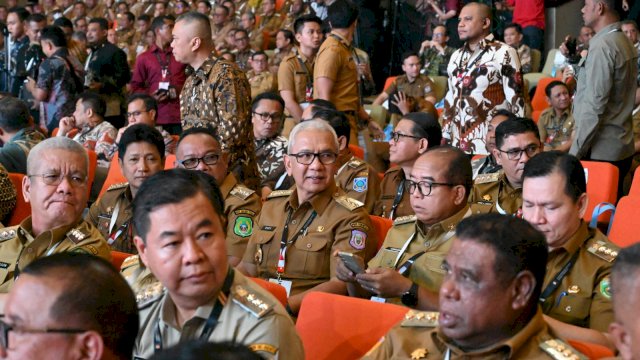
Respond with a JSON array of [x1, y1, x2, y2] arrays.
[[72, 121, 117, 168], [442, 34, 525, 155], [255, 136, 287, 181]]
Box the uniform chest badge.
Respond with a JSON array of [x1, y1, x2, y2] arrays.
[[410, 348, 427, 359]]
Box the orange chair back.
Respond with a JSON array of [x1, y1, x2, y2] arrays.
[[52, 127, 79, 138], [581, 161, 618, 223], [165, 154, 176, 169], [86, 149, 98, 198], [7, 173, 31, 226], [99, 152, 126, 197], [608, 196, 640, 247], [471, 154, 486, 161], [248, 277, 288, 307], [348, 144, 365, 160], [370, 215, 393, 251], [383, 76, 397, 91], [567, 339, 614, 359], [296, 292, 408, 360], [531, 77, 556, 112], [110, 250, 133, 270], [629, 170, 640, 198]]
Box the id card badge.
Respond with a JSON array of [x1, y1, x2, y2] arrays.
[[158, 81, 170, 90], [370, 296, 387, 303], [305, 85, 313, 102], [269, 278, 292, 297]]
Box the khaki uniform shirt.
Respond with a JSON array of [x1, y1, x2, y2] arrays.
[[248, 29, 264, 51], [86, 183, 136, 254], [242, 184, 378, 296], [180, 51, 259, 190], [541, 222, 617, 332], [212, 22, 234, 49], [278, 48, 314, 106], [314, 32, 359, 112], [363, 309, 585, 359], [219, 173, 262, 259], [247, 69, 277, 99], [269, 48, 293, 72], [134, 269, 304, 360], [468, 171, 522, 216], [335, 154, 381, 214], [538, 108, 575, 150], [0, 217, 110, 293], [372, 167, 413, 220], [384, 74, 436, 112]]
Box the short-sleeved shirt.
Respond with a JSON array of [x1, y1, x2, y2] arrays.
[[468, 171, 522, 216], [219, 173, 262, 259], [538, 108, 575, 150], [314, 32, 359, 112], [255, 136, 288, 181], [372, 167, 413, 220], [247, 69, 277, 98], [86, 183, 136, 254], [278, 49, 314, 106], [384, 74, 436, 111], [0, 128, 46, 174]]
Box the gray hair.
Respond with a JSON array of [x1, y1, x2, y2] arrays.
[[287, 119, 339, 154], [27, 137, 89, 175]]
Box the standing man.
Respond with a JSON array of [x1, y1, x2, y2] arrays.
[[130, 15, 186, 135], [172, 12, 259, 190], [570, 0, 637, 198], [6, 7, 30, 96], [314, 0, 382, 144], [441, 2, 525, 155]]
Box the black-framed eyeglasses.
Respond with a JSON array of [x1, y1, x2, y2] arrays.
[[253, 111, 283, 122], [390, 131, 421, 142], [0, 319, 87, 350], [288, 152, 338, 165], [404, 179, 457, 196], [177, 153, 221, 169], [497, 144, 540, 160], [28, 173, 87, 187], [126, 110, 148, 118]]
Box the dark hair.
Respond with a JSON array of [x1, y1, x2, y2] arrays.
[[138, 14, 151, 22], [494, 117, 539, 150], [504, 22, 523, 34], [234, 28, 248, 37], [149, 341, 263, 360], [0, 97, 31, 132], [621, 19, 639, 31], [402, 112, 442, 148], [611, 242, 640, 308], [278, 29, 295, 44], [118, 124, 165, 161], [133, 169, 225, 239], [122, 11, 135, 23], [251, 91, 284, 113], [89, 17, 109, 30], [426, 145, 473, 196], [197, 0, 212, 9], [544, 80, 568, 98], [293, 14, 322, 34], [77, 91, 106, 117], [456, 213, 548, 302], [26, 13, 46, 24], [311, 108, 350, 142], [251, 50, 268, 60], [522, 151, 586, 202], [53, 16, 73, 29], [128, 93, 158, 116], [177, 125, 221, 147], [22, 253, 139, 359], [401, 51, 420, 64], [73, 17, 86, 26], [493, 109, 517, 122], [326, 0, 359, 29], [308, 98, 336, 111], [40, 25, 68, 47], [8, 7, 30, 22]]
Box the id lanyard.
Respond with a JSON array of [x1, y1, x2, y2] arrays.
[[388, 181, 405, 220], [295, 55, 313, 102], [276, 208, 317, 282]]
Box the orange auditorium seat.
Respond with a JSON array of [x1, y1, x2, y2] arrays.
[[531, 77, 557, 112], [165, 154, 176, 169], [608, 196, 640, 248], [99, 152, 127, 197], [567, 339, 614, 359], [7, 173, 31, 226], [348, 144, 365, 160], [249, 277, 288, 307], [86, 149, 98, 198], [370, 215, 393, 251], [110, 250, 133, 270], [581, 161, 618, 223]]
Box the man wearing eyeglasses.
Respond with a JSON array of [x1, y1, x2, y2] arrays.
[[252, 92, 287, 183], [469, 118, 542, 216], [233, 28, 254, 71], [238, 120, 377, 317], [0, 137, 110, 296], [336, 146, 486, 309]]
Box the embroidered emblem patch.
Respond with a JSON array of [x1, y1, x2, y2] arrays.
[[353, 177, 368, 192], [234, 216, 253, 238], [349, 229, 367, 250]]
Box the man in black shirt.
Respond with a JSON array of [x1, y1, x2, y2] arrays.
[[6, 7, 30, 96]]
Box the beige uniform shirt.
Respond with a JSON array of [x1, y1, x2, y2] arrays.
[[538, 108, 575, 150], [219, 173, 262, 259], [242, 184, 378, 296], [335, 154, 381, 214], [314, 32, 359, 112], [134, 269, 304, 359], [86, 182, 136, 254], [372, 167, 413, 220], [278, 49, 314, 111], [468, 171, 522, 216], [0, 217, 110, 293], [247, 69, 277, 99]]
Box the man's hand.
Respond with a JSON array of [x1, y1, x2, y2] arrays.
[[153, 90, 169, 103], [355, 267, 413, 298], [333, 250, 362, 283], [559, 35, 572, 57], [57, 116, 76, 136], [419, 40, 432, 54], [115, 125, 129, 144], [391, 91, 413, 115]]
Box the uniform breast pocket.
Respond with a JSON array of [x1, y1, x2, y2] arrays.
[[410, 252, 447, 292], [550, 293, 592, 326], [378, 248, 402, 268], [252, 230, 276, 266], [0, 261, 16, 290], [292, 234, 329, 277]]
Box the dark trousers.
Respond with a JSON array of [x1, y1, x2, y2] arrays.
[[523, 26, 544, 53]]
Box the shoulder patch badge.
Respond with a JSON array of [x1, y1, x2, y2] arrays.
[[267, 189, 293, 199], [121, 255, 140, 271], [230, 185, 256, 200], [66, 227, 89, 244], [401, 310, 439, 327], [353, 177, 368, 193], [474, 172, 500, 184], [347, 158, 364, 168], [136, 281, 164, 309], [233, 216, 254, 238], [539, 339, 587, 360], [599, 277, 612, 299], [349, 229, 367, 250], [587, 240, 618, 263], [393, 215, 417, 226], [232, 285, 273, 318], [0, 227, 18, 242], [335, 195, 364, 211]]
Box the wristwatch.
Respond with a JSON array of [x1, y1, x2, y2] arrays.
[[401, 282, 419, 307]]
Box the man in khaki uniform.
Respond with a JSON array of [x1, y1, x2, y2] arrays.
[[241, 11, 264, 50], [538, 81, 575, 152], [0, 137, 110, 294], [363, 214, 586, 360], [132, 169, 303, 359], [211, 5, 234, 50], [337, 146, 486, 309], [523, 151, 618, 332], [257, 0, 282, 49], [469, 118, 542, 216], [86, 125, 166, 254], [609, 243, 640, 359], [247, 51, 277, 98], [238, 120, 377, 316], [372, 112, 441, 220]]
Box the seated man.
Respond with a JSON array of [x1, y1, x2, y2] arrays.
[[0, 137, 110, 294], [0, 97, 46, 174], [132, 169, 303, 359], [523, 151, 618, 331], [247, 51, 277, 99], [538, 81, 574, 152], [2, 252, 139, 359], [364, 213, 585, 359], [504, 23, 532, 73], [57, 91, 117, 168], [469, 117, 542, 215], [238, 120, 377, 316], [470, 109, 514, 179], [252, 92, 287, 182], [337, 146, 487, 309], [418, 25, 454, 77], [372, 112, 441, 219], [87, 124, 166, 253], [609, 243, 640, 359]]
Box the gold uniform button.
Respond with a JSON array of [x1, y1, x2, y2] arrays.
[[565, 306, 572, 312], [291, 219, 297, 225], [306, 243, 312, 249], [27, 248, 33, 253]]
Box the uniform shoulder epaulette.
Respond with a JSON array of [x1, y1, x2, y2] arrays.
[[0, 226, 19, 242], [136, 281, 164, 309], [400, 310, 439, 327], [586, 239, 619, 263], [120, 254, 140, 271], [539, 339, 588, 360], [393, 215, 417, 226], [474, 172, 500, 184], [230, 185, 256, 200], [347, 157, 364, 169], [66, 226, 90, 244], [334, 195, 364, 211], [267, 189, 293, 199], [231, 285, 274, 319], [106, 182, 129, 191]]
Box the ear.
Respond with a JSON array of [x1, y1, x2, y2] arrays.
[[545, 96, 552, 105], [149, 109, 157, 122], [284, 154, 293, 176], [452, 184, 467, 205], [338, 135, 348, 152], [295, 33, 302, 44], [576, 192, 588, 218], [609, 321, 632, 360], [190, 36, 201, 52], [510, 271, 535, 310], [492, 148, 503, 166], [22, 175, 32, 204], [417, 138, 429, 154], [483, 18, 491, 31], [75, 331, 104, 360], [133, 235, 149, 267]]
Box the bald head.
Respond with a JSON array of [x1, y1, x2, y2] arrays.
[[172, 11, 214, 66], [464, 2, 492, 22], [175, 11, 212, 44]]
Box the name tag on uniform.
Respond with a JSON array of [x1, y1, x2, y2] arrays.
[[0, 262, 9, 269], [158, 81, 170, 90], [269, 278, 292, 297], [370, 296, 387, 303]]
